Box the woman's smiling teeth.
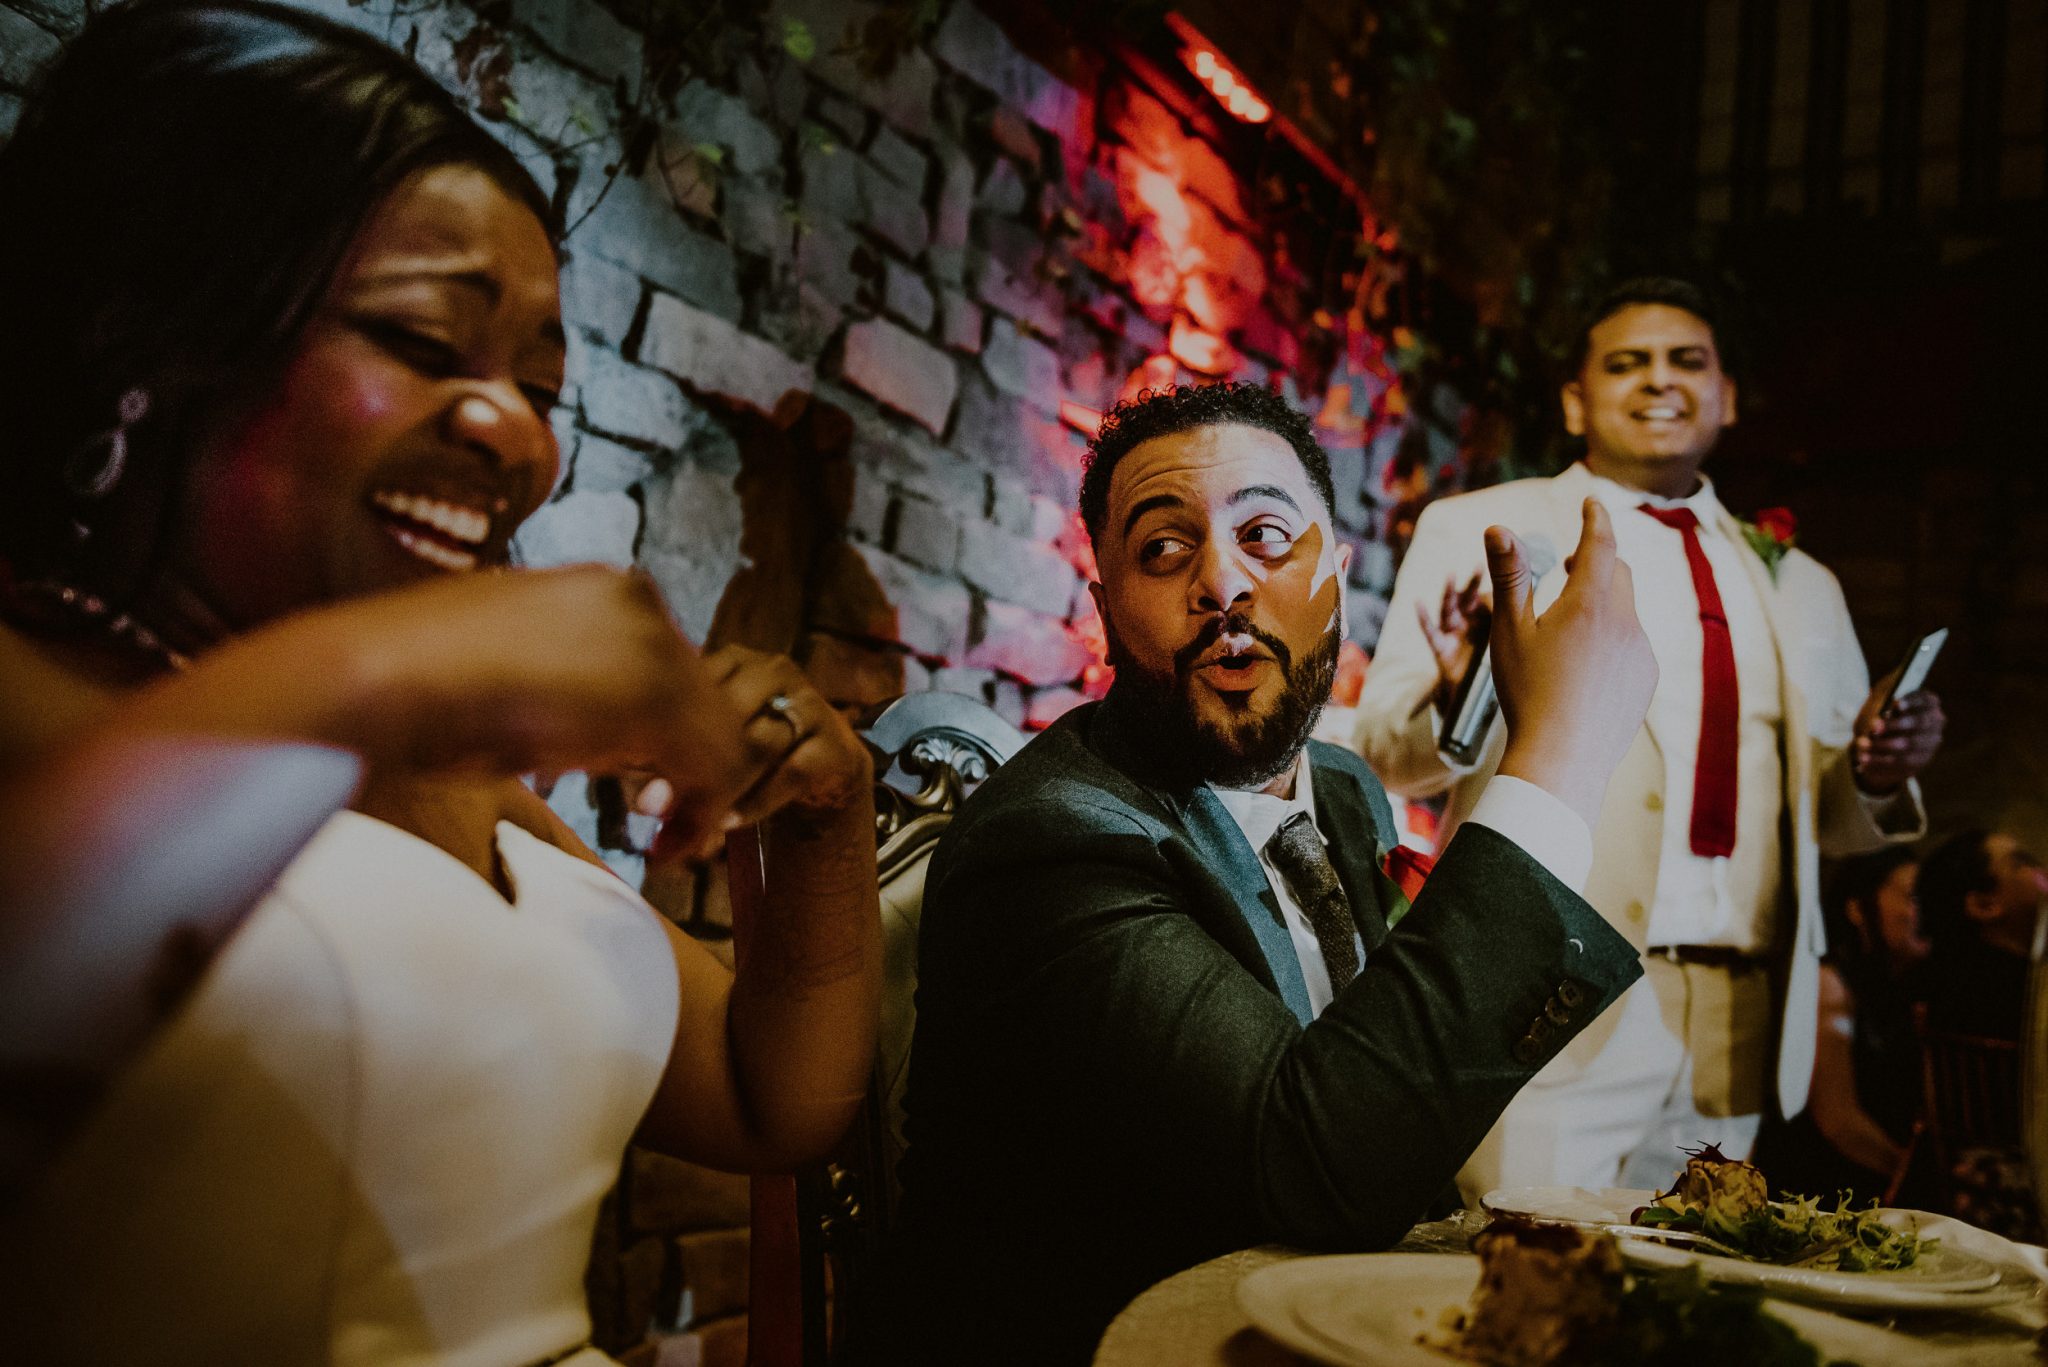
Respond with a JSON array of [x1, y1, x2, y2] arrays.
[[369, 488, 492, 571]]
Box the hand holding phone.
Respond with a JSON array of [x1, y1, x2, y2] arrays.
[[1854, 627, 1949, 793], [1878, 627, 1948, 717]]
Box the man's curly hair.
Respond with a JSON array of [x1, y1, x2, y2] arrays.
[[1078, 382, 1336, 547]]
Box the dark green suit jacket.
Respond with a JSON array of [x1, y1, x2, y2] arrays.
[[882, 699, 1641, 1364]]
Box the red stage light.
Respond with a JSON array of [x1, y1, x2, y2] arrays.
[[1180, 44, 1270, 124]]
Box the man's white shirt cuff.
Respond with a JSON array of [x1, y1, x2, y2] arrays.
[[1466, 774, 1594, 895]]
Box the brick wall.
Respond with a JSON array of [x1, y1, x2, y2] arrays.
[[1, 1, 1451, 1360]]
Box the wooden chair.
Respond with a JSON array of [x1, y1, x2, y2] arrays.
[[794, 692, 1023, 1364], [1879, 1115, 1924, 1206], [1913, 1000, 2025, 1217]]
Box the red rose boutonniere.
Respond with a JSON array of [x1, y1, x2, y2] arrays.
[[1378, 844, 1436, 929], [1740, 506, 1798, 583]]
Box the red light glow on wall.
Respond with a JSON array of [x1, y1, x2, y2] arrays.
[[1058, 400, 1104, 437], [1184, 44, 1269, 123]]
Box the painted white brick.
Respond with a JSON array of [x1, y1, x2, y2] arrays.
[[883, 260, 937, 330], [513, 490, 641, 568], [968, 598, 1094, 685], [892, 494, 962, 573], [841, 320, 957, 435], [562, 251, 644, 350], [959, 519, 1080, 609], [639, 291, 812, 415], [577, 348, 690, 450]]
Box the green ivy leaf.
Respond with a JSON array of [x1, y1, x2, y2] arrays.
[[782, 18, 816, 63], [570, 105, 602, 137], [500, 96, 525, 125], [800, 122, 837, 156], [693, 141, 726, 166]]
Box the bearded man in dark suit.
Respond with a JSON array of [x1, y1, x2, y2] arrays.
[[881, 382, 1660, 1365]]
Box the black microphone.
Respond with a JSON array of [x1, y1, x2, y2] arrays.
[[1437, 534, 1559, 767]]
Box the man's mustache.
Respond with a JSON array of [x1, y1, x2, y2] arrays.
[[1173, 613, 1293, 678]]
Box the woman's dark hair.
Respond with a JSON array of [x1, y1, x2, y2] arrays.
[[1823, 846, 1918, 961], [1915, 828, 1997, 951], [0, 0, 551, 591], [1079, 382, 1336, 547]]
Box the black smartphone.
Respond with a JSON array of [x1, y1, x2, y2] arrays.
[[1878, 627, 1948, 716]]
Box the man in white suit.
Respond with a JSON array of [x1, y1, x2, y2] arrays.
[[1354, 278, 1946, 1199]]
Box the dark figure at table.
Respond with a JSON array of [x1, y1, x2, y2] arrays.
[[1754, 848, 1929, 1205], [1919, 828, 2044, 1044], [1916, 827, 2046, 1240], [877, 382, 1659, 1364]]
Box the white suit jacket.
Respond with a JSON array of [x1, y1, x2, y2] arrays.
[[1353, 462, 1923, 1115]]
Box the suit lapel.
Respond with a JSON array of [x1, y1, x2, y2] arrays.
[[1714, 506, 1806, 757], [1715, 507, 1792, 678], [1180, 788, 1315, 1026], [1310, 762, 1394, 955], [1715, 507, 1816, 929]]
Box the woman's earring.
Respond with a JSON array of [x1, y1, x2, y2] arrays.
[[65, 387, 151, 499]]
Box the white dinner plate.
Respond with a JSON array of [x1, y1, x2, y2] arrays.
[[1235, 1252, 1915, 1367], [1480, 1185, 1650, 1226], [1481, 1186, 2029, 1309]]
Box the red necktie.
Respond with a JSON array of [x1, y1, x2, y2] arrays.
[[1639, 505, 1738, 858]]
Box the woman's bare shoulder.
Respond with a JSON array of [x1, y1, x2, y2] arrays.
[[0, 620, 116, 772]]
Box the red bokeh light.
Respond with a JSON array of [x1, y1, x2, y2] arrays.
[[1179, 43, 1269, 124], [1059, 399, 1104, 437]]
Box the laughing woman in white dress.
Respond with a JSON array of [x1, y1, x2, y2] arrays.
[[0, 3, 880, 1362]]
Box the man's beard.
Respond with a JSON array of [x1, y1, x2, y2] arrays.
[[1103, 610, 1342, 790]]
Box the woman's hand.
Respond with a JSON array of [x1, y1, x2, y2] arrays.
[[630, 646, 874, 863], [115, 565, 761, 855], [702, 645, 873, 828]]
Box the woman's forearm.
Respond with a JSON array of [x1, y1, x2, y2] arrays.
[[724, 791, 883, 1167], [1811, 1083, 1905, 1177]]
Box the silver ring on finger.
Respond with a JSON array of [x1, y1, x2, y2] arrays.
[[756, 691, 803, 746]]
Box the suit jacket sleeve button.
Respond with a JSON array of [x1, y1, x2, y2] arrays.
[[1513, 1037, 1544, 1065], [1558, 981, 1585, 1009], [1545, 996, 1571, 1026]]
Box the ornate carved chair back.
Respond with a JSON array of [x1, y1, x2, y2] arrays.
[[799, 692, 1023, 1363]]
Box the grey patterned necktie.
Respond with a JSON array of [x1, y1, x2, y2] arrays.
[[1264, 811, 1359, 992]]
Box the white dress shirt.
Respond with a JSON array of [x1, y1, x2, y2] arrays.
[[1578, 470, 1785, 951], [1213, 761, 1592, 1017]]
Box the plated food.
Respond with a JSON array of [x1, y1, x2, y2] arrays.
[[1481, 1148, 2025, 1310], [1437, 1219, 1853, 1367], [1633, 1144, 1927, 1271], [1233, 1248, 1913, 1367]]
